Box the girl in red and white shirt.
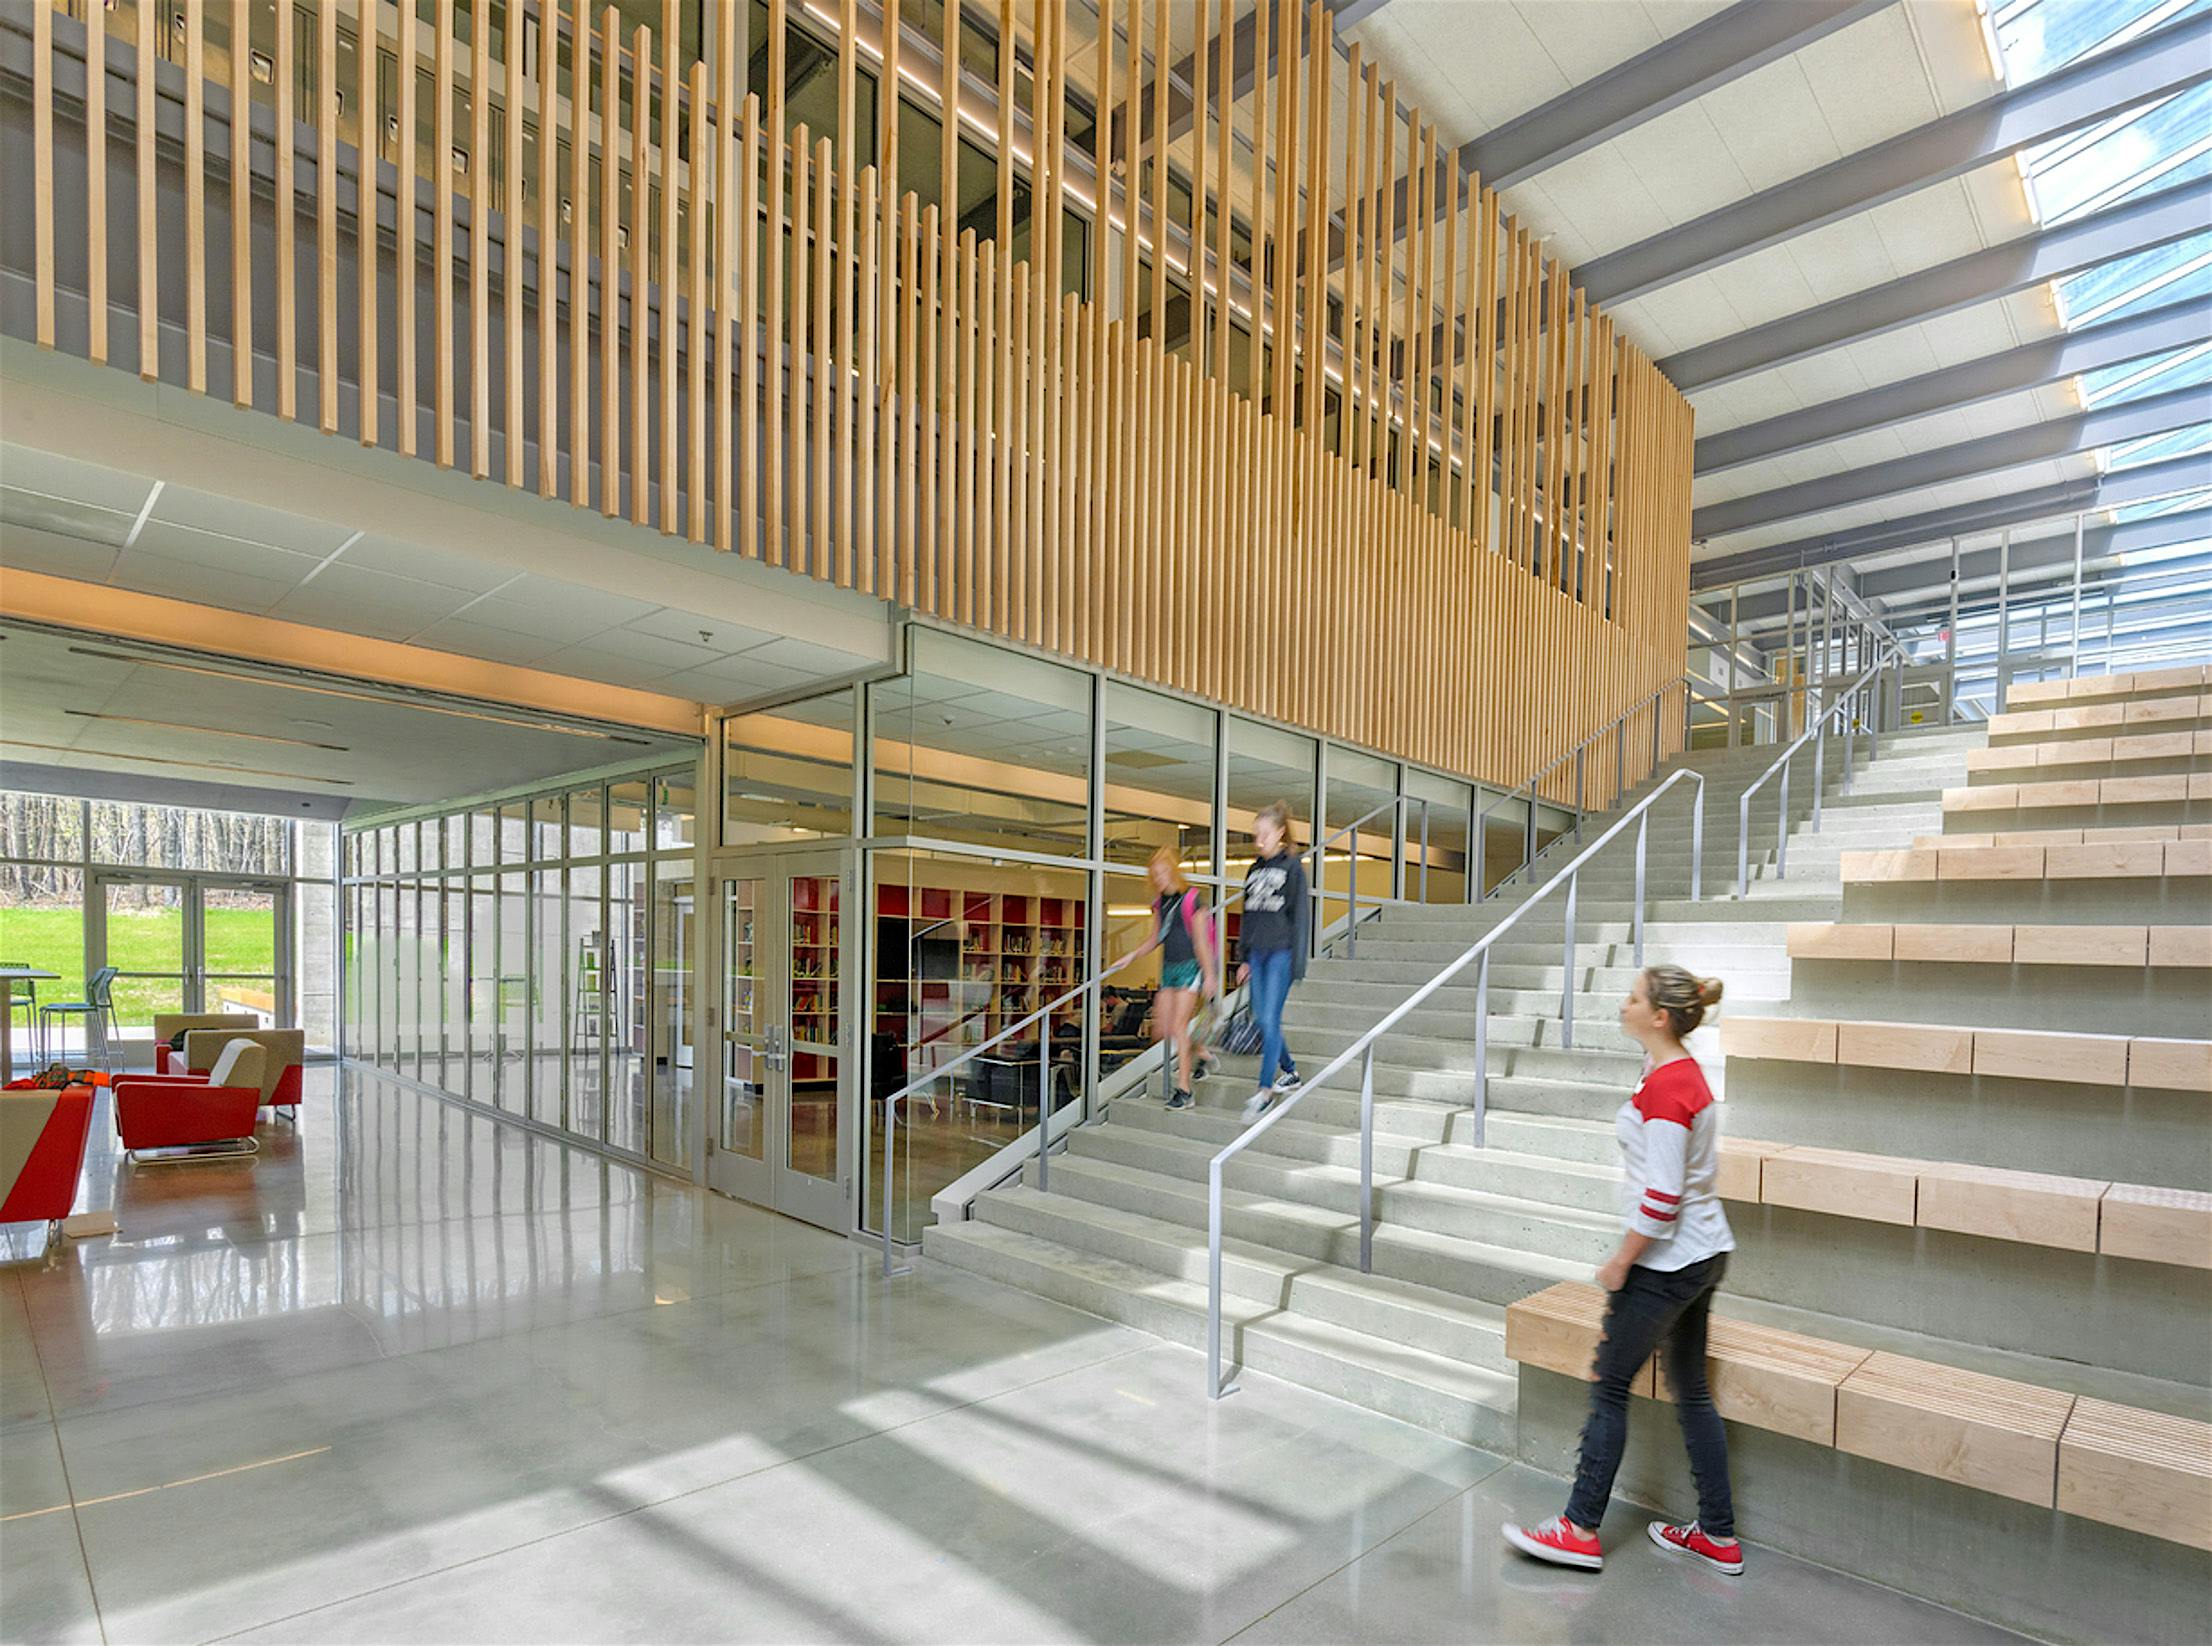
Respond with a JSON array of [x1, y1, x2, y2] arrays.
[[1505, 965, 1744, 1577]]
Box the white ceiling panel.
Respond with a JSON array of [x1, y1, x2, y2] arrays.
[[270, 563, 478, 638]]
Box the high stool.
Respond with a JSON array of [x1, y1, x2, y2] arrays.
[[39, 966, 119, 1072]]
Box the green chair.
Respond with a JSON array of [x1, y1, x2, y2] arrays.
[[38, 965, 118, 1072]]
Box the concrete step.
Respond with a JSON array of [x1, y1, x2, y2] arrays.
[[1065, 1123, 1620, 1258], [1277, 1021, 1644, 1087], [1110, 1099, 1623, 1212], [1297, 971, 1790, 1009], [967, 1181, 1515, 1371], [1306, 955, 1787, 993], [924, 1218, 1519, 1446], [1024, 1151, 1589, 1306], [1179, 1067, 1622, 1128]]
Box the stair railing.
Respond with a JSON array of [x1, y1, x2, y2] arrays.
[[879, 882, 1247, 1277], [1478, 674, 1693, 899], [1313, 795, 1432, 959], [1734, 644, 1904, 899], [1204, 766, 1706, 1399]]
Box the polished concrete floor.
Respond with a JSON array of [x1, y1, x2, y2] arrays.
[[3, 1069, 2025, 1645]]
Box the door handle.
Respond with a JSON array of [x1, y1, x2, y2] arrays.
[[765, 1024, 787, 1071]]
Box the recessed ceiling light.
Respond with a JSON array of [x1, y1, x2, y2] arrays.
[[2, 737, 355, 785]]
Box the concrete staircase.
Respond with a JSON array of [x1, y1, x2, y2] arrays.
[[925, 724, 1979, 1444]]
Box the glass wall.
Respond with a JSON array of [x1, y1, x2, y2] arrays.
[[0, 791, 338, 1074], [342, 762, 700, 1171]]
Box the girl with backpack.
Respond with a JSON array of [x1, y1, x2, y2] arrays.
[[1119, 847, 1222, 1110], [1234, 802, 1309, 1123]]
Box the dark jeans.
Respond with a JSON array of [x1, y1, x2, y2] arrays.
[[1246, 949, 1296, 1088], [1564, 1252, 1736, 1540]]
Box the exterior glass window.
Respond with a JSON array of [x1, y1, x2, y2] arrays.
[[1224, 716, 1316, 859], [1404, 769, 1473, 905]]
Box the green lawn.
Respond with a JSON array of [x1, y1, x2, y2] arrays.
[[0, 907, 279, 1030]]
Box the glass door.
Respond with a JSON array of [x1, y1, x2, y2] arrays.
[[707, 848, 853, 1232], [92, 872, 291, 1064]]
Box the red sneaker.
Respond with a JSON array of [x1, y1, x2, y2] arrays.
[[1502, 1515, 1604, 1571], [1647, 1520, 1744, 1575]]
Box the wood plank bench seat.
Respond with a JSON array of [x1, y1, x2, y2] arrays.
[[1917, 825, 2212, 850], [1944, 775, 2212, 815], [1721, 1014, 2209, 1093], [1710, 1131, 2212, 1266], [1965, 728, 2209, 779], [1987, 695, 2212, 744], [2007, 666, 2210, 707], [1845, 839, 2211, 883], [1784, 922, 2211, 969], [1503, 1283, 2212, 1547]]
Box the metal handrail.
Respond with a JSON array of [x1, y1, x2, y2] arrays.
[[1475, 674, 1692, 895], [1733, 643, 1903, 899], [880, 880, 1246, 1276], [1313, 794, 1435, 955], [1205, 766, 1707, 1399]]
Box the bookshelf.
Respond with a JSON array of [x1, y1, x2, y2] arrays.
[[874, 884, 1089, 1086]]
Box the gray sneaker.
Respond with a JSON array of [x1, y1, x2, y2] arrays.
[[1164, 1087, 1193, 1111], [1240, 1090, 1276, 1124], [1272, 1068, 1303, 1092]]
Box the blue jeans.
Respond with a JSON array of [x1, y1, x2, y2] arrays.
[[1564, 1252, 1735, 1539], [1246, 948, 1296, 1088]]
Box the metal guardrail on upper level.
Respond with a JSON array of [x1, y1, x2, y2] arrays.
[[1735, 644, 1904, 899], [1203, 765, 1707, 1399]]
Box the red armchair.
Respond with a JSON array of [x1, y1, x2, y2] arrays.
[[180, 1028, 304, 1116], [1, 1083, 94, 1227], [114, 1039, 268, 1162], [152, 1013, 259, 1075]]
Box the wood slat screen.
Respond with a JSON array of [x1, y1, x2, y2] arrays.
[[22, 0, 1693, 798]]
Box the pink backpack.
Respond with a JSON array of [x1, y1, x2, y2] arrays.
[[1179, 889, 1219, 958]]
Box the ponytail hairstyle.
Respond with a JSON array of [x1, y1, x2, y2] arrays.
[[1642, 964, 1724, 1039], [1254, 800, 1291, 842], [1148, 844, 1191, 895]]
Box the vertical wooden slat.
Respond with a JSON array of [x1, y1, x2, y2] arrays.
[[1372, 83, 1394, 480], [187, 0, 208, 393], [921, 201, 942, 608], [538, 0, 559, 492], [628, 22, 651, 524], [1406, 124, 1431, 508], [959, 227, 979, 624], [685, 60, 707, 542], [312, 0, 334, 421], [1212, 1, 1231, 387], [811, 132, 834, 577], [135, 0, 157, 378], [1147, 0, 1167, 339], [788, 124, 812, 567], [735, 93, 761, 558], [85, 0, 108, 363], [1089, 0, 1110, 305], [1474, 186, 1497, 556], [32, 0, 53, 350], [398, 0, 419, 451], [431, 0, 452, 455], [1189, 0, 1207, 374], [1270, 0, 1296, 418], [277, 0, 303, 412], [1122, 0, 1140, 326], [1301, 2, 1328, 440], [570, 0, 593, 502], [835, 0, 858, 584], [1457, 173, 1482, 542], [597, 8, 614, 508], [857, 163, 879, 592], [360, 0, 382, 442], [901, 197, 922, 604], [657, 3, 678, 532], [943, 0, 964, 607], [1434, 156, 1458, 524], [470, 0, 490, 474], [505, 0, 526, 482], [231, 0, 253, 399], [1348, 56, 1370, 472], [765, 0, 788, 563], [1246, 0, 1266, 406]]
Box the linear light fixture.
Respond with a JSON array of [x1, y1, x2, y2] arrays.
[[63, 709, 352, 752], [2, 737, 358, 785], [64, 646, 658, 745]]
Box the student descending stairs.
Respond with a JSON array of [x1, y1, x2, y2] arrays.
[[923, 666, 2211, 1641]]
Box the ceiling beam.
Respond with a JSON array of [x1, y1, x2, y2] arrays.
[[1691, 383, 2212, 540], [1461, 0, 1888, 194], [1693, 297, 2212, 475], [1659, 179, 2212, 392], [1690, 452, 2212, 584], [1577, 12, 2212, 307]]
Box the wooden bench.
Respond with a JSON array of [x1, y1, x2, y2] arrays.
[[1713, 1133, 2212, 1265], [1965, 728, 2209, 779], [1503, 1283, 2212, 1548], [2007, 666, 2210, 706], [1918, 824, 2212, 850], [1944, 775, 2212, 815], [1785, 922, 2210, 969], [1720, 1014, 2209, 1093], [1844, 839, 2211, 883], [1988, 695, 2212, 743]]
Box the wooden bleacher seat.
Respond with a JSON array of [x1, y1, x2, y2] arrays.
[[1836, 1351, 2075, 1507], [2058, 1398, 2212, 1552], [2097, 1184, 2212, 1270], [1722, 1015, 2195, 1090], [1788, 922, 2205, 970], [1715, 1136, 1791, 1202], [1501, 1284, 2212, 1547], [1913, 1160, 2107, 1253], [1915, 825, 2212, 849], [1758, 1145, 1918, 1226]]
